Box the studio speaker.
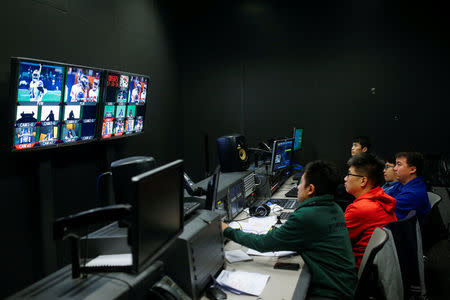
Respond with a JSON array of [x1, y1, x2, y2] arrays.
[[217, 134, 249, 172]]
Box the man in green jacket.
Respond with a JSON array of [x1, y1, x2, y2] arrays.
[[222, 160, 357, 299]]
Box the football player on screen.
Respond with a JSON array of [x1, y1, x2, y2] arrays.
[[29, 64, 47, 102], [69, 74, 90, 102], [88, 77, 100, 102], [130, 79, 141, 103], [139, 84, 147, 103]]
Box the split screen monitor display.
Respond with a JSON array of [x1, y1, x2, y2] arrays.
[[270, 138, 294, 174], [11, 58, 150, 151], [101, 72, 148, 139]]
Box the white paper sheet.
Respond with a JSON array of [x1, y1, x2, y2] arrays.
[[85, 254, 132, 267], [246, 248, 296, 257], [229, 215, 277, 234], [216, 270, 270, 296], [225, 249, 253, 263]]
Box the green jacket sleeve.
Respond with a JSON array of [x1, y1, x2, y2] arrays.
[[223, 213, 308, 253]]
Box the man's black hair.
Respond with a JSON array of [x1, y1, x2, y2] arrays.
[[352, 136, 371, 151], [347, 153, 384, 187], [384, 155, 396, 165], [395, 152, 424, 176], [303, 160, 339, 196]]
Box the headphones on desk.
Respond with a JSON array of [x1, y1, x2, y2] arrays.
[[249, 203, 271, 217]]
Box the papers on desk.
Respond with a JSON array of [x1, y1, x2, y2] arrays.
[[225, 249, 253, 263], [216, 270, 270, 296], [247, 248, 296, 257], [229, 215, 277, 234], [85, 254, 132, 267]]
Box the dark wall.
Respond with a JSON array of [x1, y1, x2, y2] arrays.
[[0, 0, 180, 297], [174, 1, 450, 181]]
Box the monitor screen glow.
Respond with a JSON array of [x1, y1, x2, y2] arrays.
[[13, 60, 64, 150], [293, 128, 303, 151], [101, 72, 149, 139], [270, 138, 294, 173]]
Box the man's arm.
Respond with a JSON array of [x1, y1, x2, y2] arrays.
[[222, 215, 307, 253], [393, 190, 425, 219], [344, 204, 365, 244]]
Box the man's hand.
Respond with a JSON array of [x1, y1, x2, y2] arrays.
[[221, 222, 228, 232]]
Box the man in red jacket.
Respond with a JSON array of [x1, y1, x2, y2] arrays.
[[344, 153, 397, 269]]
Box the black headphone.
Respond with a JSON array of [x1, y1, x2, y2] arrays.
[[249, 203, 271, 217]]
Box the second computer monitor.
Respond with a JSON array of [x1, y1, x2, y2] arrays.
[[205, 165, 221, 211], [129, 159, 184, 273], [270, 138, 294, 174], [293, 128, 303, 151]]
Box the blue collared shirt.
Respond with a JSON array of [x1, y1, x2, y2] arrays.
[[386, 177, 430, 223], [382, 181, 398, 194]]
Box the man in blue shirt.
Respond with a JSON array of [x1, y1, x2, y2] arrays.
[[382, 156, 398, 194], [386, 152, 430, 223]]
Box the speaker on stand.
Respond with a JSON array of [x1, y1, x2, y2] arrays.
[[216, 134, 250, 172]]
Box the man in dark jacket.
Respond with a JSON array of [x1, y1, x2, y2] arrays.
[[222, 161, 357, 299], [344, 153, 397, 269]]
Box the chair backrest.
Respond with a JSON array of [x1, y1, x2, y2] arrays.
[[354, 227, 389, 299], [385, 210, 426, 299], [357, 227, 389, 279], [427, 191, 442, 208], [422, 192, 446, 252]]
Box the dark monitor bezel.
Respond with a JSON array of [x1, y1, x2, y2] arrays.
[[129, 159, 184, 273], [98, 69, 150, 142], [293, 127, 304, 151], [10, 57, 105, 152], [205, 165, 221, 211], [270, 138, 294, 174]]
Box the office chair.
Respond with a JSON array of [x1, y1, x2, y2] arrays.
[[384, 210, 427, 300], [427, 191, 442, 208], [421, 192, 445, 253], [354, 227, 389, 300]]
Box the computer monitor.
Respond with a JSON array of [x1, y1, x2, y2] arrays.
[[293, 128, 303, 151], [228, 180, 245, 220], [101, 71, 149, 139], [10, 57, 105, 151], [110, 156, 156, 205], [129, 159, 184, 273], [205, 165, 221, 211], [60, 65, 103, 145], [270, 138, 294, 174], [11, 58, 65, 150]]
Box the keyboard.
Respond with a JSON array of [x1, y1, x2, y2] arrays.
[[269, 199, 299, 210], [184, 201, 200, 216], [284, 186, 298, 198], [279, 211, 292, 220]]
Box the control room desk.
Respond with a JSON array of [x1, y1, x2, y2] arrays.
[[203, 175, 311, 300], [216, 240, 310, 300]]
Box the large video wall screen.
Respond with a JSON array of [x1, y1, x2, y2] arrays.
[[10, 58, 150, 152]]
